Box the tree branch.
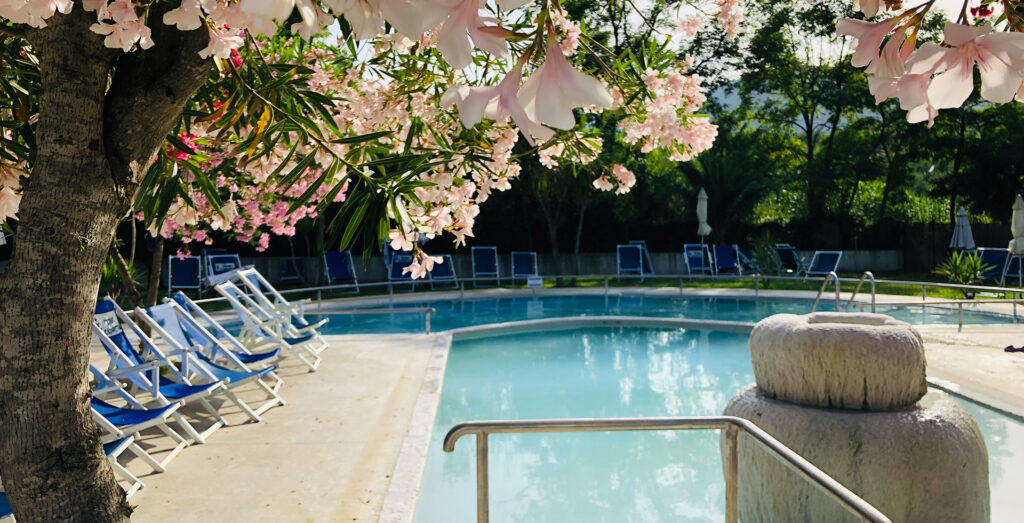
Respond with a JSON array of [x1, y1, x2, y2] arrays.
[[0, 24, 28, 39]]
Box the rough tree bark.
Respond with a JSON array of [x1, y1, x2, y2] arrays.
[[146, 238, 165, 307], [0, 9, 210, 521]]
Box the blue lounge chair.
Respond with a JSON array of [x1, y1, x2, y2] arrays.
[[168, 293, 281, 369], [472, 246, 500, 287], [978, 248, 1010, 284], [805, 251, 843, 279], [281, 257, 305, 282], [90, 397, 190, 472], [617, 244, 644, 281], [713, 245, 742, 276], [205, 254, 242, 279], [323, 251, 359, 292], [429, 254, 458, 289], [775, 244, 806, 276], [168, 255, 203, 297], [628, 240, 655, 274], [738, 249, 761, 273], [386, 252, 417, 291], [684, 244, 713, 275], [103, 435, 146, 499], [215, 282, 329, 371], [237, 268, 322, 326], [134, 302, 285, 418], [1004, 254, 1024, 287], [511, 251, 539, 280]]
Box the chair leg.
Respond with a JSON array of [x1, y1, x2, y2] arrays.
[[110, 458, 145, 498], [200, 397, 231, 427], [127, 439, 168, 474], [222, 387, 262, 423], [170, 412, 206, 444]]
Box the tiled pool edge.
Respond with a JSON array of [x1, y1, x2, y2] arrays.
[[379, 333, 452, 523]]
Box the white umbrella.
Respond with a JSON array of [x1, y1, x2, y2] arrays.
[[696, 188, 711, 240], [1009, 195, 1024, 254], [949, 206, 975, 250]]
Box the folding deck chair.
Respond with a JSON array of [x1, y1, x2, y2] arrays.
[[215, 281, 329, 371], [323, 251, 359, 292], [684, 244, 713, 275], [1004, 253, 1024, 287], [388, 252, 416, 290], [628, 240, 655, 274], [429, 254, 458, 289], [168, 255, 203, 297], [90, 398, 190, 473], [805, 251, 843, 280], [94, 298, 248, 442], [104, 435, 146, 499], [617, 244, 644, 281], [169, 292, 281, 369], [511, 251, 539, 281], [280, 257, 306, 283], [135, 303, 285, 419], [471, 246, 500, 286], [978, 247, 1011, 284], [775, 244, 806, 276], [237, 268, 319, 324], [713, 245, 743, 276], [205, 254, 242, 279]]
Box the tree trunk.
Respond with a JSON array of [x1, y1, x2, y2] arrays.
[[571, 198, 589, 285], [146, 238, 165, 307], [0, 10, 210, 521]]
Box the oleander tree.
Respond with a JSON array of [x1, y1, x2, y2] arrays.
[[0, 0, 732, 519]]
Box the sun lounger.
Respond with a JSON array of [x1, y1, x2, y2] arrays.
[[429, 254, 458, 289], [978, 247, 1011, 284], [805, 250, 843, 279], [713, 244, 742, 276], [684, 244, 713, 275], [323, 251, 359, 292], [168, 255, 203, 297], [511, 251, 539, 280], [617, 244, 644, 281], [472, 246, 500, 286], [775, 244, 806, 276]]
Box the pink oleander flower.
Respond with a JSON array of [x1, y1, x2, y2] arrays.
[[854, 0, 882, 17], [836, 17, 897, 69], [442, 68, 552, 145], [433, 0, 509, 69], [162, 0, 204, 31], [402, 251, 443, 279], [675, 16, 704, 37], [518, 41, 614, 132], [200, 28, 244, 59], [612, 164, 636, 194], [592, 175, 614, 192], [0, 186, 21, 221], [911, 23, 1024, 108], [388, 229, 414, 251]]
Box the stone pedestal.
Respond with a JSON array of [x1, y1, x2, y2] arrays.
[[725, 312, 989, 522]]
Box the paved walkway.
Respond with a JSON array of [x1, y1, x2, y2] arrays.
[[919, 325, 1024, 417], [127, 333, 447, 522]]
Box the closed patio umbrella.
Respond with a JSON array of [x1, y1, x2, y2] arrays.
[[949, 206, 975, 250], [697, 188, 711, 241]]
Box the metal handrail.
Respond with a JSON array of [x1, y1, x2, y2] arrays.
[[311, 307, 436, 333], [443, 416, 890, 523], [846, 271, 876, 313], [811, 271, 841, 312]]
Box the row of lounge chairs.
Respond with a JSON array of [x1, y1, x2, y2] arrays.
[[38, 267, 333, 509], [618, 242, 843, 279]]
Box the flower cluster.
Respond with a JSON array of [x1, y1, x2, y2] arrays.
[[593, 164, 636, 194], [836, 0, 1024, 124], [618, 67, 717, 161]]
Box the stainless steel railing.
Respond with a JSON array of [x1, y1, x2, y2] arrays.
[[846, 271, 877, 313], [811, 271, 842, 312], [443, 416, 891, 523]]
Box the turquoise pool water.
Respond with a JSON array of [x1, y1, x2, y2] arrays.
[[414, 328, 1024, 522], [316, 295, 1019, 334]]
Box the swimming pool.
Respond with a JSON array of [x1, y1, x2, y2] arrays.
[[317, 294, 1019, 334], [413, 327, 1024, 522]]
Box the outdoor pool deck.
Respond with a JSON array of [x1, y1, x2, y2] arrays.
[[97, 287, 1024, 522]]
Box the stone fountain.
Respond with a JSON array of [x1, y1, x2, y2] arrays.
[[723, 312, 989, 522]]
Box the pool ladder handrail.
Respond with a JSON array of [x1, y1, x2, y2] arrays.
[[811, 271, 841, 312], [444, 416, 891, 523], [845, 271, 876, 313]]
